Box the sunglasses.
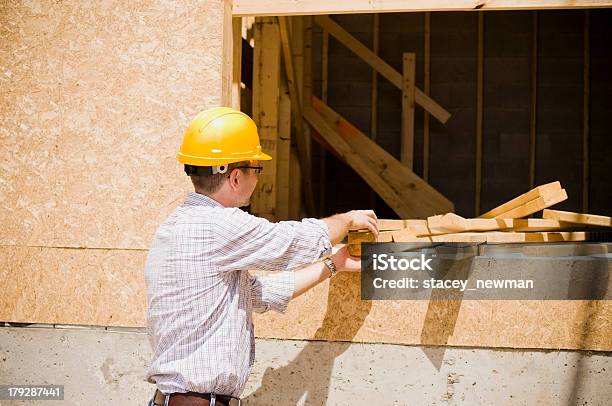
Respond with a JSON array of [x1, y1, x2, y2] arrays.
[[233, 165, 264, 174]]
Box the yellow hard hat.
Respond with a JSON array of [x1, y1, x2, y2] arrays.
[[178, 107, 272, 167]]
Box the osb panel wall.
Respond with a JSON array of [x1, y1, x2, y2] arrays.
[[0, 246, 148, 326], [254, 272, 612, 352], [0, 0, 228, 249], [1, 3, 609, 352], [2, 251, 609, 351]]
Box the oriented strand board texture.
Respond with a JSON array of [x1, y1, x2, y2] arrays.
[[253, 272, 612, 351], [1, 4, 610, 352], [1, 247, 609, 351], [0, 0, 227, 249], [0, 246, 147, 327]]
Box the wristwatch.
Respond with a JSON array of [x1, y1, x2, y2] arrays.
[[323, 257, 338, 278]]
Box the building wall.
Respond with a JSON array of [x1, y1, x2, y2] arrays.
[[0, 0, 232, 326]]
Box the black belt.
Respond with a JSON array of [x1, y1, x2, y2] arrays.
[[150, 389, 241, 406]]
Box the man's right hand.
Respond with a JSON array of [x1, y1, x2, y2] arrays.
[[344, 209, 379, 237], [322, 209, 379, 245]]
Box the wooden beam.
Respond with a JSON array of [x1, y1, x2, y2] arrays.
[[320, 20, 329, 216], [479, 181, 560, 218], [314, 15, 451, 124], [583, 10, 590, 212], [221, 0, 234, 106], [369, 13, 380, 210], [401, 53, 416, 169], [303, 16, 314, 162], [423, 12, 431, 182], [371, 13, 380, 142], [321, 28, 329, 103], [305, 106, 416, 218], [543, 209, 612, 228], [415, 215, 574, 235], [278, 16, 317, 216], [289, 16, 304, 219], [467, 218, 571, 232], [291, 17, 304, 100], [529, 11, 538, 189], [354, 229, 596, 255], [307, 96, 454, 218], [277, 72, 291, 220], [475, 12, 484, 216], [251, 17, 281, 220], [391, 231, 588, 244], [231, 17, 243, 110], [428, 213, 468, 234], [496, 188, 568, 219], [234, 1, 612, 16], [289, 147, 302, 219], [376, 219, 428, 231]]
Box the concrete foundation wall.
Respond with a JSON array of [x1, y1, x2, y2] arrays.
[[1, 326, 610, 405]]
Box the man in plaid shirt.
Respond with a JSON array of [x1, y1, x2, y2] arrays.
[[146, 107, 378, 406]]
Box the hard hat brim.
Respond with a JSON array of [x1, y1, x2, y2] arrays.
[[257, 151, 273, 161], [178, 150, 273, 167]]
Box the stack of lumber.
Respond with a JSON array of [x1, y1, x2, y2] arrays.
[[348, 181, 612, 256]]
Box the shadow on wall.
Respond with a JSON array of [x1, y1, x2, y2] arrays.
[[567, 244, 610, 404], [243, 272, 372, 405], [243, 256, 477, 404]]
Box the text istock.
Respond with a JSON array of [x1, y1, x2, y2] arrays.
[[372, 253, 433, 271]]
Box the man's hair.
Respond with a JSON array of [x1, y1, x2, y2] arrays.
[[187, 161, 250, 194]]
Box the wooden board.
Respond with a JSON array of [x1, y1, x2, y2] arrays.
[[276, 75, 291, 220], [543, 209, 612, 228], [377, 217, 578, 238], [479, 181, 561, 218], [305, 107, 416, 219], [475, 12, 484, 216], [234, 0, 612, 16], [427, 216, 576, 235], [278, 16, 317, 216], [427, 213, 469, 234], [401, 53, 416, 169], [313, 15, 451, 124], [251, 17, 281, 220], [377, 219, 427, 231], [309, 97, 454, 218], [231, 17, 242, 110], [497, 188, 568, 219], [390, 231, 588, 243]]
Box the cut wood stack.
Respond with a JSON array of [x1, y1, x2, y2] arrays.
[[348, 181, 612, 256]]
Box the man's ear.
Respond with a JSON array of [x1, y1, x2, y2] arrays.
[[228, 168, 240, 191]]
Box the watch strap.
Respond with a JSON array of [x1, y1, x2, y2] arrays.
[[323, 257, 338, 278]]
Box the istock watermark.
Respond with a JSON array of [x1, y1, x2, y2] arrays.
[[360, 242, 612, 300], [373, 253, 433, 271]]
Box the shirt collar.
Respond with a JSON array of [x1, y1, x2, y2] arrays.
[[184, 192, 225, 208]]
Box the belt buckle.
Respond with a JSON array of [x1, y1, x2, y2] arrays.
[[150, 389, 169, 406]]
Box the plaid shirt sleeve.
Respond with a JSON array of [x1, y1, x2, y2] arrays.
[[248, 271, 295, 313], [213, 207, 332, 273]]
